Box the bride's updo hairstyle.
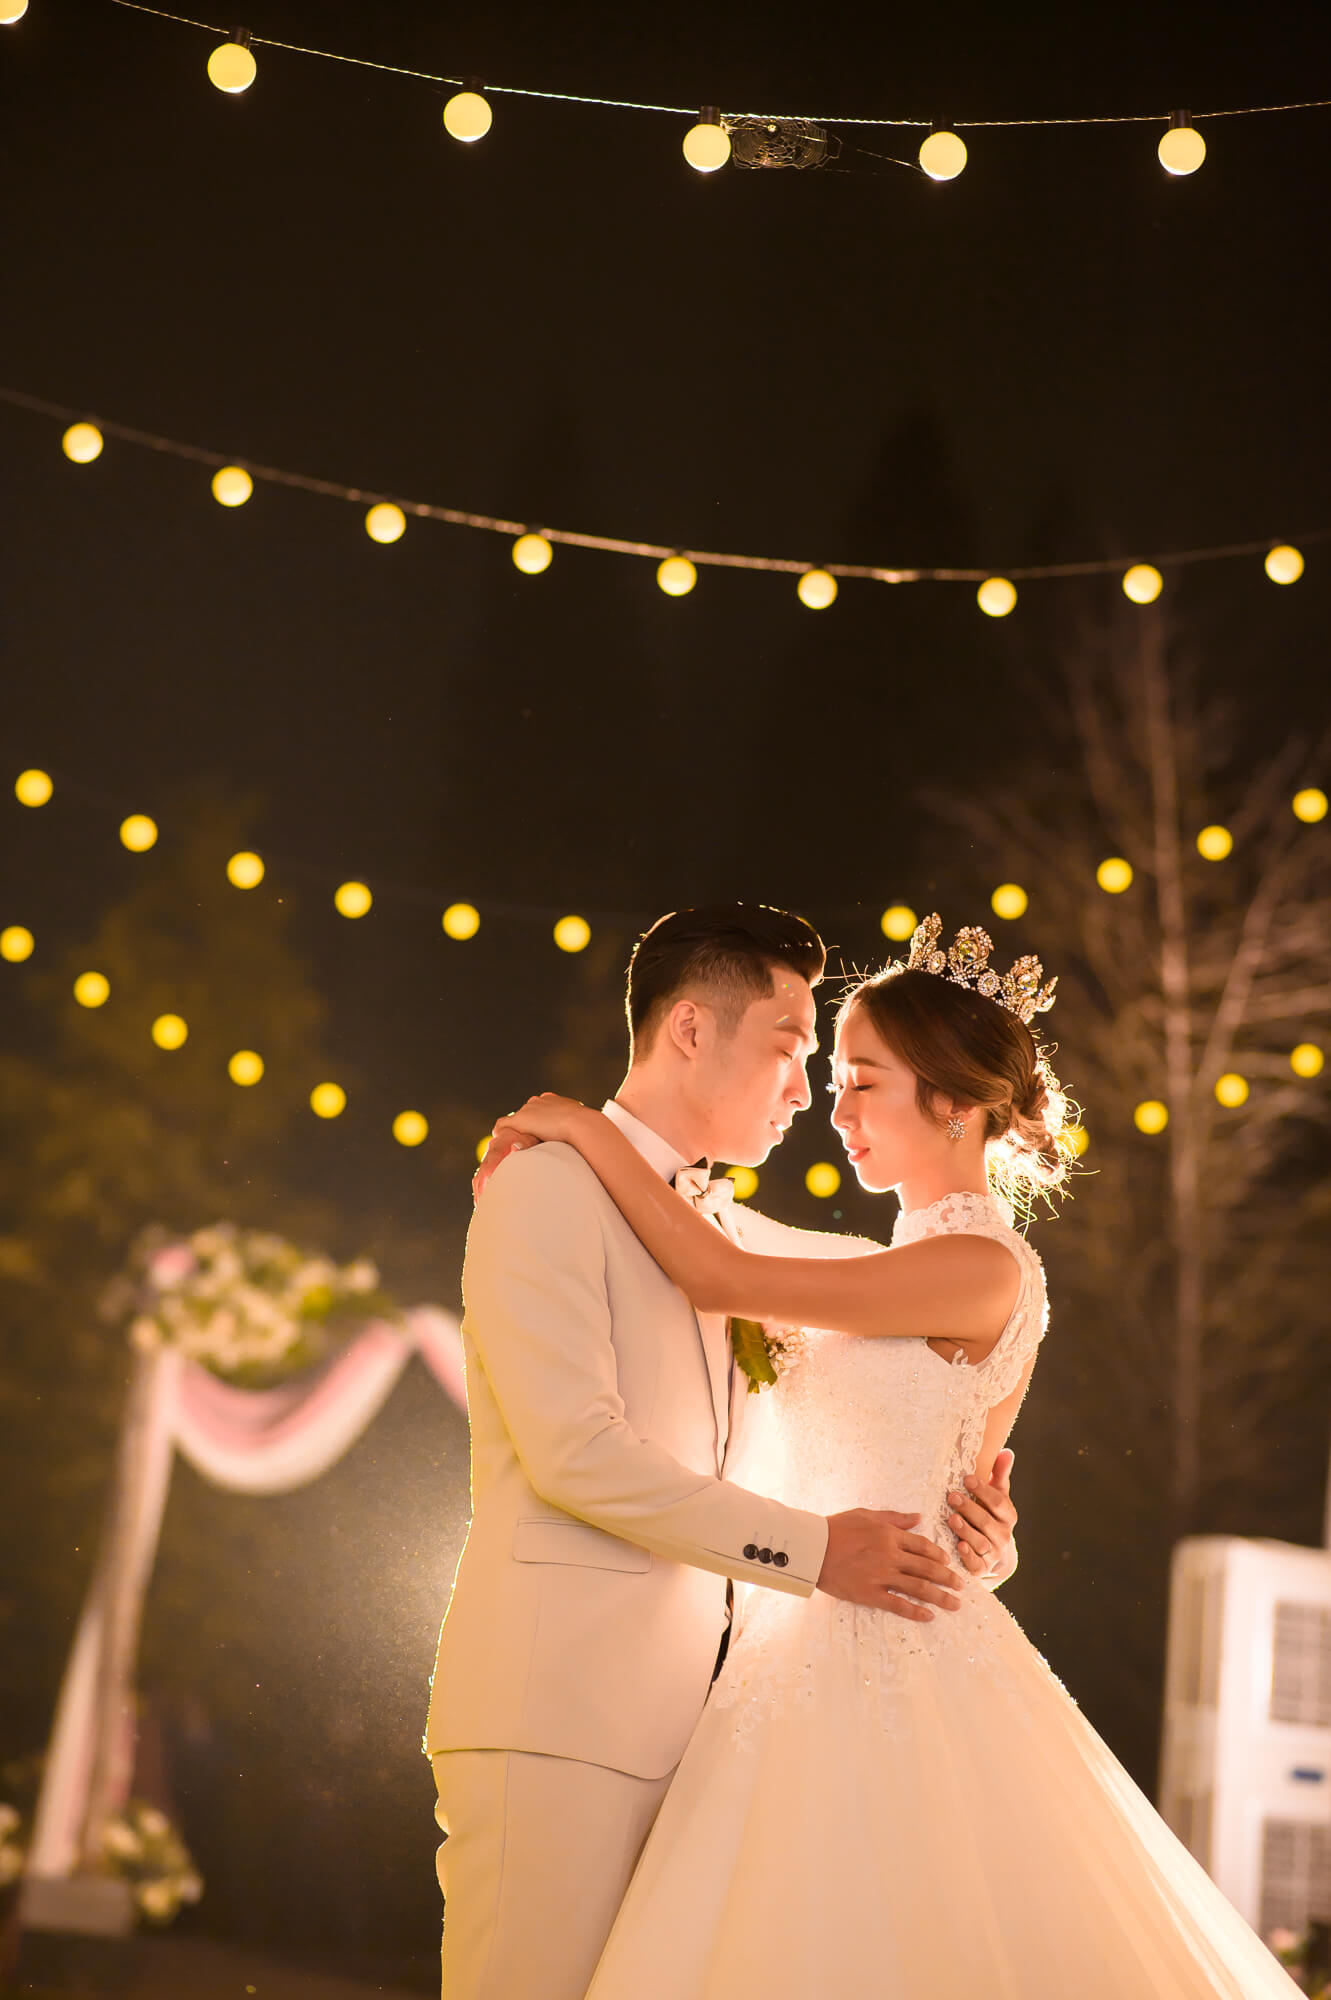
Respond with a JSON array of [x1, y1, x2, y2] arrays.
[[838, 966, 1074, 1209]]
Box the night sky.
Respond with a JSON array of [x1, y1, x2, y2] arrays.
[[2, 0, 1330, 1980]]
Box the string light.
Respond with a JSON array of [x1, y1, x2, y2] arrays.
[[683, 109, 730, 172], [805, 1162, 841, 1197], [74, 972, 110, 1009], [1291, 1043, 1324, 1078], [151, 1013, 188, 1051], [553, 915, 591, 953], [1265, 543, 1304, 584], [393, 1110, 429, 1146], [62, 423, 103, 464], [991, 884, 1028, 920], [1214, 1072, 1249, 1107], [1158, 112, 1206, 175], [207, 30, 256, 94], [726, 1165, 759, 1199], [119, 814, 158, 852], [229, 1050, 264, 1085], [880, 905, 917, 941], [1065, 1124, 1091, 1157], [226, 850, 265, 888], [334, 881, 372, 918], [512, 533, 553, 574], [656, 556, 697, 596], [0, 2, 30, 23], [977, 577, 1016, 617], [443, 89, 492, 142], [475, 1136, 491, 1163], [365, 503, 406, 544], [442, 902, 481, 940], [1097, 857, 1134, 893], [15, 769, 53, 807], [310, 1082, 346, 1119], [797, 569, 837, 610], [1196, 824, 1233, 861], [1134, 1100, 1169, 1134], [919, 128, 968, 180], [1293, 788, 1327, 823], [212, 465, 253, 507], [1, 927, 34, 962], [1123, 563, 1163, 604]]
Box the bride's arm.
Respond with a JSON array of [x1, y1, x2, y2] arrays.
[[493, 1099, 1018, 1348]]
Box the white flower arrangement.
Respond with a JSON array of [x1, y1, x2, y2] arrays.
[[101, 1222, 390, 1382], [99, 1798, 203, 1925]]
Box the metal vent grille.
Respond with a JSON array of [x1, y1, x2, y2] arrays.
[[1271, 1602, 1331, 1726], [1261, 1818, 1331, 1938]]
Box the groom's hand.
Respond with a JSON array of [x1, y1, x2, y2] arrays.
[[948, 1448, 1017, 1583], [818, 1509, 967, 1622]]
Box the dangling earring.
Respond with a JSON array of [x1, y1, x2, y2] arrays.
[[947, 1113, 967, 1142]]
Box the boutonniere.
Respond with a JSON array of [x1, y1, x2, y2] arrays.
[[728, 1317, 807, 1394]]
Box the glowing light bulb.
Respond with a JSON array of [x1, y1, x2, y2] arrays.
[[553, 915, 591, 953], [476, 1135, 492, 1163], [393, 1110, 429, 1147], [1, 2, 31, 23], [1265, 544, 1304, 585], [881, 906, 918, 942], [805, 1162, 841, 1198], [1134, 1100, 1169, 1135], [1123, 564, 1163, 604], [62, 423, 103, 463], [1196, 825, 1233, 861], [365, 503, 406, 544], [120, 814, 158, 853], [657, 556, 697, 597], [443, 902, 481, 941], [1065, 1124, 1090, 1157], [726, 1165, 759, 1199], [15, 769, 52, 807], [310, 1082, 346, 1119], [919, 129, 967, 181], [1097, 857, 1133, 893], [1214, 1072, 1249, 1107], [227, 850, 265, 888], [212, 465, 253, 507], [991, 884, 1028, 921], [797, 569, 837, 610], [1293, 788, 1327, 823], [512, 533, 553, 574], [977, 576, 1016, 618], [443, 90, 492, 142], [151, 1014, 188, 1051], [683, 111, 730, 173], [207, 34, 256, 94], [229, 1050, 264, 1085], [1, 926, 34, 962], [1291, 1044, 1324, 1078], [1158, 114, 1205, 176], [74, 972, 110, 1009], [334, 881, 372, 918]]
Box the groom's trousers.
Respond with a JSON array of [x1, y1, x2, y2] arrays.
[[432, 1748, 675, 2000]]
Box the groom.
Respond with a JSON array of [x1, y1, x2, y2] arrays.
[[425, 904, 1019, 1999]]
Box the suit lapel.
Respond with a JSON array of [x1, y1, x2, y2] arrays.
[[695, 1309, 731, 1471]]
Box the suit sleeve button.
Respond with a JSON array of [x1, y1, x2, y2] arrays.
[[742, 1543, 758, 1561], [772, 1551, 789, 1568], [758, 1547, 773, 1564]]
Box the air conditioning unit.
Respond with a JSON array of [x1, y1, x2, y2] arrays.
[[1160, 1536, 1331, 1940]]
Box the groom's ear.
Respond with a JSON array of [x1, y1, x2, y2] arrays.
[[666, 997, 706, 1060]]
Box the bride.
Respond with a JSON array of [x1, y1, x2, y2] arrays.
[[488, 916, 1299, 1998]]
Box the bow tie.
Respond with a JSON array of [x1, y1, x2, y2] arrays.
[[672, 1164, 735, 1214]]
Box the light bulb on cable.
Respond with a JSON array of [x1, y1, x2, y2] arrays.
[[0, 3, 30, 25], [1123, 563, 1163, 604], [1158, 112, 1205, 176], [208, 29, 257, 94], [212, 466, 253, 507], [62, 423, 103, 463], [512, 533, 553, 574], [683, 108, 730, 173], [1265, 544, 1304, 584], [365, 503, 406, 544], [656, 556, 697, 597], [977, 577, 1016, 618], [797, 569, 837, 610], [443, 89, 492, 143], [919, 127, 967, 181]]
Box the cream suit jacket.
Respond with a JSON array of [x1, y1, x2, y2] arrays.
[[425, 1129, 839, 1782]]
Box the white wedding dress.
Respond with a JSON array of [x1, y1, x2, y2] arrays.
[[587, 1191, 1300, 1998]]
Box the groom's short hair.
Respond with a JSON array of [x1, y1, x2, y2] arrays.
[[626, 904, 825, 1057]]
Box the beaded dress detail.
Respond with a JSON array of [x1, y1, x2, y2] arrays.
[[588, 1193, 1300, 2000]]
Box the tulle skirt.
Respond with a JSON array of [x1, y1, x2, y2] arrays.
[[587, 1584, 1299, 1998]]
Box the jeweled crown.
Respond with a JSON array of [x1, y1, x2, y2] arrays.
[[895, 913, 1058, 1026]]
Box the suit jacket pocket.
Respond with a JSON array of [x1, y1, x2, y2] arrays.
[[513, 1517, 652, 1573]]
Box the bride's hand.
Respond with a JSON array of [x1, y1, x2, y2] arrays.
[[472, 1095, 587, 1202]]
